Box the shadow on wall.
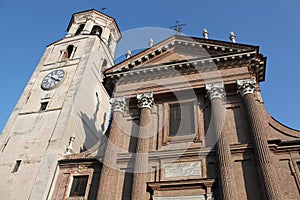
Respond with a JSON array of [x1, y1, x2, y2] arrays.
[[79, 92, 109, 151]]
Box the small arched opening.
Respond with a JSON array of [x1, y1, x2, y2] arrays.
[[62, 45, 74, 61], [75, 24, 85, 36], [91, 26, 103, 37]]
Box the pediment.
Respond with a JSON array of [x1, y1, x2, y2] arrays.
[[106, 35, 263, 76]]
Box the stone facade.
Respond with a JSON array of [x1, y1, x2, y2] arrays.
[[1, 9, 300, 200], [0, 9, 120, 200]]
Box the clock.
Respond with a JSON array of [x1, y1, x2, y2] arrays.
[[41, 69, 66, 90]]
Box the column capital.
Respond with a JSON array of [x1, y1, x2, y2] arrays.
[[110, 97, 126, 113], [137, 92, 154, 109], [237, 78, 256, 96], [205, 82, 225, 100]]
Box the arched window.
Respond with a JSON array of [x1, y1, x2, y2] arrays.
[[91, 26, 102, 37], [75, 24, 85, 36], [62, 45, 74, 61]]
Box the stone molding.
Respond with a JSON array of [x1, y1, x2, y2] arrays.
[[137, 92, 154, 109], [110, 97, 126, 113], [205, 82, 225, 100], [237, 78, 256, 96]]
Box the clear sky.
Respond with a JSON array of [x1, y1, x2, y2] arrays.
[[0, 0, 299, 132]]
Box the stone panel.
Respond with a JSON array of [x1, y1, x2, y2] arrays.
[[164, 161, 201, 178]]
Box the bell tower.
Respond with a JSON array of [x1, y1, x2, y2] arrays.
[[0, 9, 121, 200]]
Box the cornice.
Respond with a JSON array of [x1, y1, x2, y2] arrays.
[[105, 50, 262, 87], [106, 34, 261, 70]]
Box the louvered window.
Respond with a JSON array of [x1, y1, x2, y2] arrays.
[[69, 175, 89, 197]]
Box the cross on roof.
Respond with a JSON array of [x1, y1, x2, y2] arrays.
[[169, 20, 187, 34], [100, 7, 108, 12]]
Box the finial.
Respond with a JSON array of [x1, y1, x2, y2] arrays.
[[203, 28, 209, 39], [65, 134, 76, 155], [149, 38, 154, 47], [229, 32, 236, 43], [126, 50, 131, 59]]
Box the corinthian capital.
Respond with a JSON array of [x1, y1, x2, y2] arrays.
[[110, 97, 126, 113], [205, 82, 225, 100], [237, 78, 256, 96], [137, 92, 154, 109]]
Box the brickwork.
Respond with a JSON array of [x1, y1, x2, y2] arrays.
[[11, 10, 300, 200], [98, 110, 124, 200], [131, 93, 154, 200]]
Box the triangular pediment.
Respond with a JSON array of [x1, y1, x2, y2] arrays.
[[106, 35, 261, 73], [105, 35, 266, 89]]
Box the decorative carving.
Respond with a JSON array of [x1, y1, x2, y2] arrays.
[[77, 165, 88, 173], [205, 82, 225, 100], [137, 92, 154, 109], [110, 97, 126, 113], [237, 78, 256, 96], [65, 134, 75, 155], [164, 161, 201, 178], [203, 28, 209, 39]]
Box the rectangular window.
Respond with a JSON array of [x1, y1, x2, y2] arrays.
[[12, 160, 21, 173], [169, 102, 195, 137], [40, 101, 48, 111], [69, 175, 89, 197], [297, 162, 300, 172]]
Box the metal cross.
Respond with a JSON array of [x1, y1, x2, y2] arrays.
[[100, 7, 108, 12], [169, 20, 187, 34]]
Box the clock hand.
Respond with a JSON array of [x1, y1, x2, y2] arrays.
[[51, 76, 60, 82]]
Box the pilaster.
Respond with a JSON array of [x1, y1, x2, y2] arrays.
[[101, 26, 111, 45], [82, 19, 94, 34]]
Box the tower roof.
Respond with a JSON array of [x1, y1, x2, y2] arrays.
[[66, 9, 121, 38]]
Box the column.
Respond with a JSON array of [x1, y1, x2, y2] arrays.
[[237, 78, 282, 200], [131, 93, 154, 200], [206, 82, 236, 200], [98, 97, 126, 200]]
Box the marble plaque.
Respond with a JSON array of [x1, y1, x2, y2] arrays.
[[164, 161, 201, 178]]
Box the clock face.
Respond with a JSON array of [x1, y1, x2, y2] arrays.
[[41, 69, 65, 90]]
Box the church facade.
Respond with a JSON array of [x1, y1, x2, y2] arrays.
[[0, 9, 299, 200]]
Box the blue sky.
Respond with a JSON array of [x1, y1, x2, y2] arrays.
[[0, 0, 299, 131]]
